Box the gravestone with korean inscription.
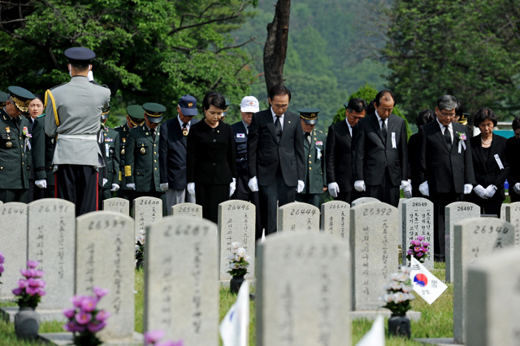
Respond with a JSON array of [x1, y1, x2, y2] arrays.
[[171, 202, 202, 218], [103, 197, 130, 215], [76, 211, 137, 343], [351, 197, 379, 207], [28, 199, 75, 310], [277, 202, 320, 232], [256, 232, 351, 346], [133, 196, 162, 238], [350, 202, 398, 311], [218, 200, 255, 281], [445, 202, 480, 282], [0, 203, 27, 300], [320, 200, 350, 240], [453, 217, 514, 344], [503, 202, 520, 248], [401, 198, 434, 269], [144, 216, 218, 345], [466, 248, 520, 346]]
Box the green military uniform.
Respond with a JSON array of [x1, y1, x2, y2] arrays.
[[35, 114, 56, 197], [296, 108, 327, 208], [101, 125, 121, 200]]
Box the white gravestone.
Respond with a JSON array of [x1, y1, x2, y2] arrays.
[[103, 197, 130, 215], [144, 216, 218, 345], [351, 197, 379, 207], [500, 204, 509, 220], [133, 196, 162, 238], [256, 232, 351, 346], [503, 202, 520, 247], [218, 200, 255, 281], [277, 202, 320, 232], [401, 198, 434, 269], [171, 202, 202, 218], [320, 201, 350, 240]]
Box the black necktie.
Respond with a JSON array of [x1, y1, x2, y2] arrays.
[[381, 119, 387, 142], [274, 116, 282, 140], [444, 125, 452, 147], [305, 132, 311, 145]]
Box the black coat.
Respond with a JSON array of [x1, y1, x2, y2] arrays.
[[247, 109, 304, 186], [186, 120, 236, 185], [417, 121, 476, 194], [325, 120, 355, 192], [159, 117, 199, 190], [353, 113, 408, 186], [408, 133, 420, 196], [505, 136, 520, 201]]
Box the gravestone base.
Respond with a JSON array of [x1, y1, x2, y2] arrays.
[[351, 309, 421, 321], [219, 279, 256, 288], [39, 332, 143, 345], [0, 307, 67, 323], [415, 338, 463, 346]]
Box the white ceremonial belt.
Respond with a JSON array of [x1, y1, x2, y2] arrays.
[[58, 134, 97, 141]]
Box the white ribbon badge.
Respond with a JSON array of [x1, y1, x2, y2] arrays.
[[494, 154, 504, 170], [391, 132, 396, 149], [458, 140, 466, 154]]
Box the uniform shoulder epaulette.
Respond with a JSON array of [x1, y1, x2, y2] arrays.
[[318, 130, 324, 134]]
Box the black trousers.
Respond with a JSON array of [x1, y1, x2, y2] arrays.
[[431, 192, 463, 259], [0, 189, 28, 203], [233, 173, 262, 241], [259, 167, 296, 235], [365, 168, 399, 207], [56, 165, 99, 216], [337, 189, 361, 204], [196, 183, 229, 224]]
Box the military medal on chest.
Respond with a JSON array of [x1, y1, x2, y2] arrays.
[[5, 127, 11, 147], [121, 138, 125, 155], [140, 147, 146, 154], [183, 128, 188, 136]]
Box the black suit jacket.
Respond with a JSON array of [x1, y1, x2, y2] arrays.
[[417, 121, 476, 194], [247, 109, 304, 186], [506, 137, 520, 190], [352, 113, 408, 186], [159, 117, 199, 190], [326, 120, 355, 192], [469, 134, 509, 200], [186, 120, 236, 185], [408, 133, 421, 195]]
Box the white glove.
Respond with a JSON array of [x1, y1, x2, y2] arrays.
[[229, 178, 236, 197], [473, 185, 488, 199], [248, 176, 259, 192], [160, 183, 169, 192], [400, 180, 411, 189], [464, 184, 473, 195], [419, 181, 429, 196], [354, 180, 366, 192], [103, 178, 108, 186], [328, 182, 340, 198], [187, 182, 195, 196], [297, 180, 305, 193], [126, 183, 136, 190], [485, 184, 497, 198], [111, 184, 120, 192], [514, 183, 520, 194], [35, 179, 47, 189]]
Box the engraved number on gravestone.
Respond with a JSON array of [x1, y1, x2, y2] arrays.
[[457, 205, 473, 211], [290, 208, 317, 216], [473, 225, 509, 235], [363, 207, 392, 216], [88, 219, 127, 230], [163, 224, 210, 237], [227, 204, 250, 211]]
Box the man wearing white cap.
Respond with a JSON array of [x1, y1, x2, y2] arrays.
[[231, 96, 262, 240]]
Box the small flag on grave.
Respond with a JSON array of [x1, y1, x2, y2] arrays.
[[355, 314, 385, 346], [410, 257, 447, 304], [219, 280, 250, 346]]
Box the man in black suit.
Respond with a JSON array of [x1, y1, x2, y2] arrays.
[[352, 90, 409, 207], [159, 95, 199, 214], [326, 98, 367, 203], [247, 84, 305, 235], [231, 95, 262, 240], [417, 95, 475, 261]]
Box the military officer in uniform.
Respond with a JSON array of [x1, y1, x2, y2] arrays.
[[0, 86, 37, 203], [295, 108, 327, 207], [125, 103, 165, 203], [100, 111, 120, 203], [115, 105, 145, 203], [45, 47, 111, 216]]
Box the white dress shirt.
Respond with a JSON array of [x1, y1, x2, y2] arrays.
[[270, 107, 284, 130]]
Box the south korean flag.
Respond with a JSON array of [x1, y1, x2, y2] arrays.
[[409, 257, 447, 305]]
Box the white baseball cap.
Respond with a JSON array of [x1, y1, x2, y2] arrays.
[[240, 96, 260, 113]]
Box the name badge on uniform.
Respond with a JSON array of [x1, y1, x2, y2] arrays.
[[105, 143, 110, 157], [236, 133, 245, 138], [391, 132, 396, 149], [316, 147, 322, 160], [494, 154, 504, 170]]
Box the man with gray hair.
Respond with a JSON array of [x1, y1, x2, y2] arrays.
[[417, 94, 475, 262]]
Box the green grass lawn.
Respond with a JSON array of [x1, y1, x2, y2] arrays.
[[0, 262, 452, 346]]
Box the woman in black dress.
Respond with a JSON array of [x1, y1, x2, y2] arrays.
[[468, 108, 509, 216], [186, 91, 237, 223], [505, 117, 520, 202]]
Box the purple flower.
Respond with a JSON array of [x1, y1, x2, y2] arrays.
[[421, 247, 429, 253], [145, 330, 166, 345], [87, 321, 106, 333], [63, 308, 76, 319], [64, 321, 85, 333], [414, 246, 422, 253], [417, 236, 425, 241], [0, 252, 4, 263], [75, 311, 92, 325], [26, 260, 39, 269], [0, 265, 4, 274], [18, 279, 27, 288], [95, 310, 110, 322], [28, 278, 45, 288], [34, 270, 44, 278], [26, 286, 43, 296], [406, 249, 413, 255], [422, 242, 430, 247], [93, 286, 109, 299], [71, 295, 85, 308], [416, 252, 424, 257], [81, 296, 97, 312], [12, 288, 22, 295]]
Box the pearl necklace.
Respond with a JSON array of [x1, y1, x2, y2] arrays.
[[481, 137, 492, 145]]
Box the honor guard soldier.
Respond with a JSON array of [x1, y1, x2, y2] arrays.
[[0, 86, 37, 203], [100, 110, 121, 202], [125, 103, 165, 201], [115, 104, 145, 203], [295, 108, 327, 207], [45, 47, 111, 216]]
